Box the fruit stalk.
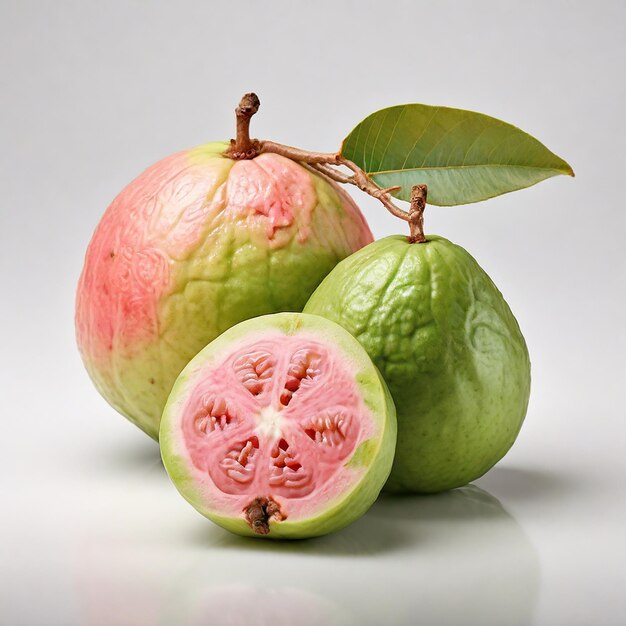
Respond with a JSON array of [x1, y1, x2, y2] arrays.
[[229, 92, 261, 159], [408, 185, 427, 243]]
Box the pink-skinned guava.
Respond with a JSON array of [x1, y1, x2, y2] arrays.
[[159, 312, 397, 539], [76, 142, 373, 439]]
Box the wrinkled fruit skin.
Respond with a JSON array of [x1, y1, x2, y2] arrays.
[[160, 313, 397, 539], [305, 235, 531, 493], [76, 142, 373, 439]]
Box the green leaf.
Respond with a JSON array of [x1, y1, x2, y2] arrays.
[[341, 104, 574, 206]]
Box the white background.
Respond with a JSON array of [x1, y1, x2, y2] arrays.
[[1, 1, 625, 625]]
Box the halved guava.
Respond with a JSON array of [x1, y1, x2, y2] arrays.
[[160, 313, 396, 539]]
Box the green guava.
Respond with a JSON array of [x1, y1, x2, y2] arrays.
[[304, 235, 531, 493], [160, 312, 396, 538], [75, 143, 373, 439]]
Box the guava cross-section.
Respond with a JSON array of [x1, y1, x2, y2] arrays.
[[160, 313, 396, 539]]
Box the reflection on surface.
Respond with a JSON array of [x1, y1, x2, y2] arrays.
[[75, 483, 539, 626], [161, 584, 353, 626], [363, 485, 541, 625]]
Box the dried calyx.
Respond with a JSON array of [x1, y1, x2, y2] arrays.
[[226, 93, 427, 243], [244, 496, 285, 535]]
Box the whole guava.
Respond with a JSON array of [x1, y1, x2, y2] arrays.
[[76, 143, 373, 439], [304, 235, 530, 493], [160, 312, 397, 538]]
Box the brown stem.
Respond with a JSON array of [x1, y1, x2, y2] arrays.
[[340, 157, 406, 221], [258, 140, 409, 222], [408, 184, 427, 243], [226, 93, 429, 234], [308, 162, 353, 184], [259, 140, 340, 165], [228, 93, 260, 159]]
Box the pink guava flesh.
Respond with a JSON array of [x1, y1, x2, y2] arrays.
[[180, 333, 375, 534]]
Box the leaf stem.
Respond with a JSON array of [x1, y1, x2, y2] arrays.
[[258, 140, 411, 222]]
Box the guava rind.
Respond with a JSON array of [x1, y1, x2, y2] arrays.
[[76, 143, 373, 439], [159, 312, 397, 539], [304, 235, 531, 493]]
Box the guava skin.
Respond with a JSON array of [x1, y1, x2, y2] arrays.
[[304, 235, 531, 493], [160, 312, 397, 539], [76, 142, 373, 439]]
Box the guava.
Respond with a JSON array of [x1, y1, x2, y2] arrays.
[[75, 142, 373, 439], [159, 312, 396, 538], [304, 235, 531, 493]]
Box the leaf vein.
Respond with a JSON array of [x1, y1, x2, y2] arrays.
[[375, 105, 407, 173], [400, 106, 441, 170], [418, 115, 471, 168]]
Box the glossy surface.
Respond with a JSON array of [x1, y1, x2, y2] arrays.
[[161, 313, 396, 538], [76, 144, 373, 438], [306, 235, 530, 492]]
